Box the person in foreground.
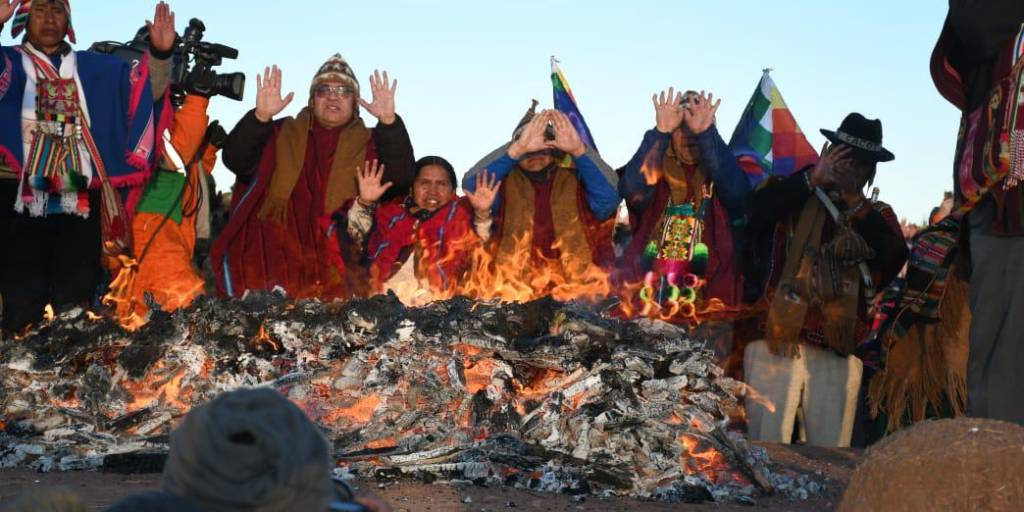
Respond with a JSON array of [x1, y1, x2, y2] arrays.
[[104, 388, 390, 512]]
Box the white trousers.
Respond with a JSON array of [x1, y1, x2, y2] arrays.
[[743, 340, 862, 448]]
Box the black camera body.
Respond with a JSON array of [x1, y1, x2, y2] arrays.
[[88, 18, 244, 107], [176, 18, 245, 104]]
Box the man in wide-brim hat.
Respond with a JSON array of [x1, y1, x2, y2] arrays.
[[742, 113, 908, 448]]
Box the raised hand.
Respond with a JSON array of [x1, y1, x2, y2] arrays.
[[550, 110, 586, 157], [508, 110, 553, 159], [682, 90, 721, 135], [465, 170, 501, 214], [808, 141, 853, 189], [358, 70, 397, 125], [254, 65, 294, 123], [356, 159, 392, 204], [0, 0, 19, 25], [146, 2, 176, 54], [653, 87, 685, 134]]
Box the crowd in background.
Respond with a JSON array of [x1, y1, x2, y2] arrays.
[[1, 0, 1023, 510]]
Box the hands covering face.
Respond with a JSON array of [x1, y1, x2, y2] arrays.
[[508, 110, 587, 160]]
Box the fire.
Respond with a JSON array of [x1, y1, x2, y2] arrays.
[[741, 382, 777, 414], [463, 357, 500, 395], [365, 436, 397, 450], [458, 235, 611, 303], [323, 395, 382, 425], [679, 434, 730, 482], [616, 280, 728, 326], [42, 304, 54, 323], [252, 322, 281, 352], [101, 255, 147, 331], [641, 160, 663, 186], [453, 344, 501, 395], [99, 255, 202, 331], [121, 361, 189, 412], [52, 395, 81, 409]]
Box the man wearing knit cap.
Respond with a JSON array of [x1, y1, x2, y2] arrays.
[[0, 1, 173, 333], [213, 55, 415, 300]]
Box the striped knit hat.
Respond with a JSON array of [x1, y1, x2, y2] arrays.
[[310, 53, 359, 96], [12, 0, 76, 44]]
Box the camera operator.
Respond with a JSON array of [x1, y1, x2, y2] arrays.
[[0, 0, 174, 334], [112, 92, 222, 320]]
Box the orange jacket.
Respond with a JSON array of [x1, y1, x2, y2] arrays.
[[128, 95, 218, 315]]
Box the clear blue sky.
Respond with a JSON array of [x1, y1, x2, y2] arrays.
[[70, 0, 955, 222]]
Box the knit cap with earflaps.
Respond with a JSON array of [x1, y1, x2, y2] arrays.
[[160, 388, 334, 512], [12, 0, 77, 44], [310, 53, 359, 97]]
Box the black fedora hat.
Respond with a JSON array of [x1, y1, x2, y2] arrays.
[[820, 113, 895, 162]]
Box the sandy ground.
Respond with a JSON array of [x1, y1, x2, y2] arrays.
[[0, 443, 860, 511]]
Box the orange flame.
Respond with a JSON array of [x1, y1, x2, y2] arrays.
[[679, 434, 730, 482], [323, 395, 381, 425], [101, 256, 146, 331], [457, 235, 611, 303], [616, 280, 728, 326], [740, 381, 777, 414], [252, 322, 281, 352], [120, 361, 189, 412], [42, 304, 55, 323]]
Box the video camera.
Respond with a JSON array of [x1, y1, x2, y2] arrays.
[[89, 18, 245, 107]]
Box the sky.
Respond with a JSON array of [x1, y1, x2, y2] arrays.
[[69, 0, 957, 223]]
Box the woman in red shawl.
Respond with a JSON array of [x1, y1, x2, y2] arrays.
[[335, 156, 498, 304]]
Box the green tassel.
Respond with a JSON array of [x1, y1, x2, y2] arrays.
[[690, 243, 709, 276], [67, 172, 88, 192], [644, 240, 659, 258]]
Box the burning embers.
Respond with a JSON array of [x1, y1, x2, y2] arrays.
[[0, 294, 810, 503]]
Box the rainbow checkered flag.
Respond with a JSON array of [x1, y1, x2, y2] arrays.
[[728, 70, 818, 187], [551, 56, 598, 153]]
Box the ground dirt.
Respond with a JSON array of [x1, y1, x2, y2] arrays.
[[0, 443, 860, 511]]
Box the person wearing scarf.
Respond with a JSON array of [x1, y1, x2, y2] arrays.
[[211, 55, 414, 300], [617, 89, 751, 323], [931, 0, 1024, 425], [0, 1, 170, 333], [334, 156, 497, 305], [743, 114, 907, 447], [461, 105, 619, 298]]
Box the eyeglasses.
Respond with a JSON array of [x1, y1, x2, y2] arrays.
[[314, 84, 355, 98]]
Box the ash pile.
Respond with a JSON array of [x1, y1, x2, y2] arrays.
[[0, 293, 818, 503]]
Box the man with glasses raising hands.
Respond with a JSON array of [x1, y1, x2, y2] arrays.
[[212, 54, 414, 300]]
